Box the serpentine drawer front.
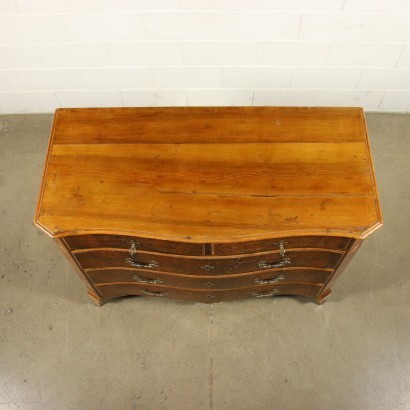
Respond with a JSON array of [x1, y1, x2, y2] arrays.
[[87, 268, 333, 290], [96, 283, 324, 303], [34, 107, 382, 306], [72, 248, 344, 274]]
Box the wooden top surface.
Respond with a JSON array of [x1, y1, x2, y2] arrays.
[[35, 107, 382, 242]]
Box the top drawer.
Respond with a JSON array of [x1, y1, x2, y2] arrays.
[[63, 234, 204, 256], [63, 234, 351, 257], [213, 236, 351, 255]]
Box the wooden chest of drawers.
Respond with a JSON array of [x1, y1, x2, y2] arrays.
[[34, 107, 382, 305]]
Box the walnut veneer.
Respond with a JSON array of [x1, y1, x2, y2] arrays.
[[34, 107, 382, 305]]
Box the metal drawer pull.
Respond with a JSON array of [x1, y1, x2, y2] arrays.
[[201, 264, 215, 272], [251, 289, 279, 298], [128, 240, 140, 255], [126, 258, 158, 269], [132, 274, 163, 285], [274, 240, 288, 257], [141, 289, 168, 297], [254, 274, 284, 285], [257, 258, 290, 269], [279, 242, 286, 257]]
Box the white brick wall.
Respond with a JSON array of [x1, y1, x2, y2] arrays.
[[0, 1, 409, 113]]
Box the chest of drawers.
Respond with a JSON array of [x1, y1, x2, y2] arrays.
[[34, 107, 382, 305]]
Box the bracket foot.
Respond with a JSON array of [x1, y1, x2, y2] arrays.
[[315, 288, 332, 305]]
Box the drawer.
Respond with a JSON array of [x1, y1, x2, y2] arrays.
[[63, 234, 204, 255], [87, 267, 332, 289], [96, 283, 323, 303], [74, 249, 344, 275], [213, 236, 351, 255]]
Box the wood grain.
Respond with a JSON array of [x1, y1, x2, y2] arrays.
[[34, 107, 382, 242], [73, 248, 343, 275], [87, 267, 332, 289], [52, 107, 366, 144], [34, 107, 383, 305], [96, 282, 323, 303], [64, 233, 204, 255], [213, 236, 351, 255]]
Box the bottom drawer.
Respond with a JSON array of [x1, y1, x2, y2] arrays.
[[96, 283, 323, 303], [88, 267, 332, 289]]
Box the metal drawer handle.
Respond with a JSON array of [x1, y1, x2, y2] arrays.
[[254, 274, 284, 285], [251, 289, 279, 298], [201, 264, 215, 272], [274, 240, 287, 257], [128, 240, 140, 255], [257, 258, 290, 270], [141, 289, 168, 297], [126, 258, 158, 269], [132, 274, 163, 285]]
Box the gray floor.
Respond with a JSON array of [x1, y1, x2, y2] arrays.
[[0, 113, 409, 410]]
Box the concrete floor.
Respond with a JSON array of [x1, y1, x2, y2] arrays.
[[0, 112, 409, 410]]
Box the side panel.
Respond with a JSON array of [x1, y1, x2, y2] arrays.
[[54, 237, 103, 305], [316, 239, 363, 303]]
